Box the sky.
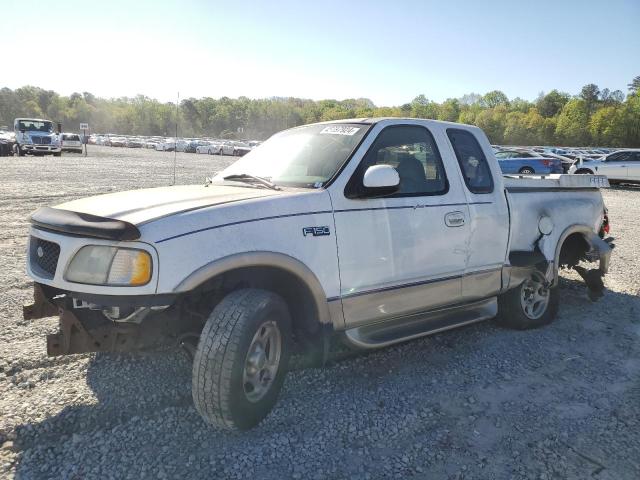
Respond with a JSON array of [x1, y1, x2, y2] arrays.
[[3, 0, 639, 106]]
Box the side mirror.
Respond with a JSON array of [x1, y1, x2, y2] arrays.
[[361, 164, 400, 197]]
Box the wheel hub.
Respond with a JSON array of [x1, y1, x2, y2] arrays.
[[520, 272, 551, 320], [243, 320, 282, 403]]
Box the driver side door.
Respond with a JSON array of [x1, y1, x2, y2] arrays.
[[330, 124, 470, 328]]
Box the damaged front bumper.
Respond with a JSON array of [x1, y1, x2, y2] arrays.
[[24, 283, 178, 356]]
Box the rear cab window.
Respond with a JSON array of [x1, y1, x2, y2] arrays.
[[447, 129, 494, 194]]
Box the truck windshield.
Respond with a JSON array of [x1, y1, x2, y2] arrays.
[[214, 123, 370, 188], [18, 120, 53, 133]]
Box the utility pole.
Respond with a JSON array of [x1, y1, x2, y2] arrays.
[[173, 91, 179, 185]]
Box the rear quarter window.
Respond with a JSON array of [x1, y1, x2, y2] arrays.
[[447, 129, 494, 194]]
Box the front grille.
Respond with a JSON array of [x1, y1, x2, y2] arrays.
[[30, 237, 60, 278], [31, 137, 52, 145]]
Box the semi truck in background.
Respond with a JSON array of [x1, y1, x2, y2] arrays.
[[13, 118, 62, 156]]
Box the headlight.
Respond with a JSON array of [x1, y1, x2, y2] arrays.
[[65, 246, 152, 286]]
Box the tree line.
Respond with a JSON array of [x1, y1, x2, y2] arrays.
[[1, 76, 639, 146]]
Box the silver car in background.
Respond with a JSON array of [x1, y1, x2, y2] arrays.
[[61, 133, 83, 153]]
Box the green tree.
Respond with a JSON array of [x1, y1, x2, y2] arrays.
[[475, 107, 507, 144], [555, 99, 590, 146], [536, 90, 570, 117], [628, 75, 640, 95], [482, 90, 509, 108], [437, 98, 460, 122], [580, 84, 600, 113]]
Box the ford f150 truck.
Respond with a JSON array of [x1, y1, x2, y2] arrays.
[[23, 118, 613, 430], [14, 118, 62, 156]]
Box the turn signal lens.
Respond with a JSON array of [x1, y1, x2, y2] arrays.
[[107, 250, 152, 286]]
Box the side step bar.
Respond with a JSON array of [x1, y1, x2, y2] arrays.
[[344, 297, 497, 349]]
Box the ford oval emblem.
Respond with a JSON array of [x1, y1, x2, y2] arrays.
[[37, 246, 44, 258]]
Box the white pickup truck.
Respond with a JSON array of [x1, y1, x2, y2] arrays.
[[24, 118, 613, 430]]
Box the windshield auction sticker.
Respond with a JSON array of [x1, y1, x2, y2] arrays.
[[320, 125, 360, 136]]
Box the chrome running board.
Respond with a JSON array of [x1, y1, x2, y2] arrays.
[[343, 297, 497, 349]]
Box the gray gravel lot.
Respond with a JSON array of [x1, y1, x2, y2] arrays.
[[0, 146, 638, 479]]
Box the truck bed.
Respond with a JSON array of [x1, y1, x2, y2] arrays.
[[504, 174, 609, 259]]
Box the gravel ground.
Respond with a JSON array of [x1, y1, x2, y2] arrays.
[[0, 146, 638, 480]]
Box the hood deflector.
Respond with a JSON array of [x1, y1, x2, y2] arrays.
[[30, 207, 141, 241]]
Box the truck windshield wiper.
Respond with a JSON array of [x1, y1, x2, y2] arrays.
[[222, 174, 280, 190]]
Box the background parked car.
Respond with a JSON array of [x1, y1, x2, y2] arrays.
[[219, 141, 236, 156], [495, 149, 563, 174], [175, 139, 190, 152], [184, 140, 207, 153], [110, 137, 126, 147], [156, 139, 176, 151], [125, 137, 144, 148], [537, 151, 576, 173], [0, 130, 15, 156], [61, 133, 83, 153], [569, 149, 640, 184]]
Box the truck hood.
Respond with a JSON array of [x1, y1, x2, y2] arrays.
[[55, 184, 284, 225]]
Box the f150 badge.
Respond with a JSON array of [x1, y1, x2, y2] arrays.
[[302, 226, 330, 237]]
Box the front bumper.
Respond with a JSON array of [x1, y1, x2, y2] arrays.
[[22, 144, 61, 153], [24, 283, 178, 356]]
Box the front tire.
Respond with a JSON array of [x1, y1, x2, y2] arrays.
[[496, 271, 559, 330], [192, 289, 291, 431], [519, 167, 535, 174]]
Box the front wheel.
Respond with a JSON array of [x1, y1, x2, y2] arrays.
[[519, 167, 535, 174], [496, 271, 559, 330], [192, 289, 291, 431]]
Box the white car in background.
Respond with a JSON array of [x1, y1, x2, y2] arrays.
[[219, 141, 236, 156], [156, 139, 176, 151], [570, 149, 640, 184], [175, 139, 190, 152], [195, 141, 219, 154], [61, 133, 83, 153]]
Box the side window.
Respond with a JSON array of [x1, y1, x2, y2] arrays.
[[619, 152, 633, 162], [447, 129, 494, 194], [353, 125, 448, 196], [607, 152, 633, 162], [495, 151, 510, 159]]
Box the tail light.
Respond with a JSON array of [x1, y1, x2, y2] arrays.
[[542, 159, 551, 166], [599, 209, 610, 238]]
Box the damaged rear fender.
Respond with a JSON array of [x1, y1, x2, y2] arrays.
[[538, 224, 612, 287]]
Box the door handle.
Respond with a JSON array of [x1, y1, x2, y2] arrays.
[[445, 211, 465, 227]]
